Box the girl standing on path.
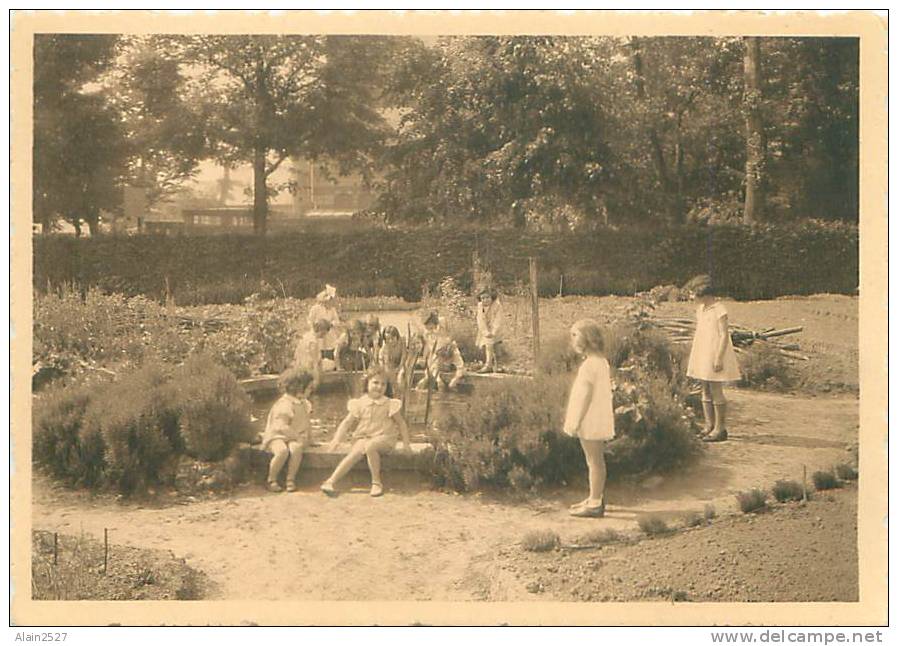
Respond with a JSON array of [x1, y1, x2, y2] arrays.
[[564, 319, 615, 518], [261, 370, 316, 492], [475, 287, 503, 373], [308, 284, 342, 355], [320, 367, 412, 497], [686, 275, 741, 443]]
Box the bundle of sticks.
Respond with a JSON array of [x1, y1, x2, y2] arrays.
[[648, 315, 808, 361]]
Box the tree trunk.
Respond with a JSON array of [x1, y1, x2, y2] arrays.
[[252, 147, 268, 236], [743, 36, 765, 224]]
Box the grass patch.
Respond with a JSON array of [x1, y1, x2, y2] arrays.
[[812, 470, 841, 491], [682, 511, 705, 528], [521, 529, 560, 553], [834, 463, 858, 481], [576, 528, 622, 546], [637, 514, 671, 536], [735, 488, 768, 513], [772, 479, 807, 503]]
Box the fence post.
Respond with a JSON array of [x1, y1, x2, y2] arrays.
[[103, 528, 108, 575], [529, 257, 540, 368]]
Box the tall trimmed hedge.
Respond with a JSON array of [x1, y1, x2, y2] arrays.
[[33, 222, 858, 304]]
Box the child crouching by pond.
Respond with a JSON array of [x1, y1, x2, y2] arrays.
[[320, 367, 412, 497], [261, 369, 315, 493], [564, 319, 615, 518]]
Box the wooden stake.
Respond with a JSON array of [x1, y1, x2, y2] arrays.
[[103, 528, 108, 575], [53, 532, 58, 565], [529, 258, 540, 365], [559, 273, 564, 298], [802, 465, 808, 502]]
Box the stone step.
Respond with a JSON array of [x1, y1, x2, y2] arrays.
[[234, 441, 435, 475]]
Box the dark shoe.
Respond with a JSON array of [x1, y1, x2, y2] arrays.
[[570, 502, 605, 518], [703, 429, 728, 443]]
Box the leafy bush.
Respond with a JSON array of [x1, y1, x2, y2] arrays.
[[834, 463, 858, 481], [772, 479, 806, 502], [432, 322, 700, 493], [735, 488, 769, 513], [535, 334, 580, 376], [32, 383, 96, 483], [638, 515, 671, 536], [812, 470, 841, 491], [521, 529, 559, 552], [83, 363, 181, 494], [34, 223, 858, 304], [740, 342, 796, 390], [172, 354, 254, 461]]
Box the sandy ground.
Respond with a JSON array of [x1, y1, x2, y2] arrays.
[[32, 389, 857, 601]]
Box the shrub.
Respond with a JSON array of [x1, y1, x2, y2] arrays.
[[535, 334, 580, 376], [32, 383, 96, 482], [739, 342, 796, 390], [34, 223, 858, 305], [772, 479, 806, 502], [431, 322, 700, 493], [83, 363, 181, 494], [812, 470, 841, 491], [703, 504, 717, 521], [834, 463, 858, 481], [577, 528, 622, 545], [521, 529, 559, 552], [735, 488, 769, 513], [683, 511, 705, 528], [638, 515, 670, 536], [172, 355, 254, 461]]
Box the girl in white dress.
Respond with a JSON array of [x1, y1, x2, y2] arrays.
[[320, 367, 412, 497], [307, 284, 342, 353], [261, 370, 316, 492], [475, 288, 503, 373], [563, 319, 615, 518], [686, 275, 741, 443]]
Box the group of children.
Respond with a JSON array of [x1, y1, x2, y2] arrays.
[[263, 284, 505, 496], [264, 274, 739, 514]]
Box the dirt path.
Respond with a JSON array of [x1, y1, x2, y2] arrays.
[[32, 390, 857, 601]]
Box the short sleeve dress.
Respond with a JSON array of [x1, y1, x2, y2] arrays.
[[347, 395, 403, 443], [261, 394, 312, 450], [686, 301, 741, 382], [563, 355, 615, 441], [475, 300, 503, 348], [307, 303, 341, 349]]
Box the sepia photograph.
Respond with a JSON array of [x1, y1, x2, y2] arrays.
[[9, 9, 888, 628]]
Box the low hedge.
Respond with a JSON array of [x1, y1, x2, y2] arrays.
[[34, 221, 858, 304]]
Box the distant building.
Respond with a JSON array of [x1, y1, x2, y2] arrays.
[[290, 157, 377, 216]]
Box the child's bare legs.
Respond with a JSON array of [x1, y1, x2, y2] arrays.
[[364, 436, 395, 496], [704, 382, 728, 442], [322, 439, 367, 490], [267, 440, 289, 491], [580, 439, 606, 507], [700, 381, 716, 436], [284, 441, 304, 490]]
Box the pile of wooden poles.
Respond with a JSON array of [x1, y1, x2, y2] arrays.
[[648, 315, 809, 361]]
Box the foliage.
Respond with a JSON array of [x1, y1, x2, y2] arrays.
[[34, 222, 859, 304], [637, 515, 671, 536], [82, 363, 181, 494], [32, 383, 97, 484], [33, 287, 194, 384], [172, 355, 254, 461], [33, 34, 127, 235], [703, 503, 717, 521], [735, 488, 769, 513], [812, 470, 841, 491], [740, 341, 796, 390], [520, 529, 560, 553], [772, 479, 806, 503], [34, 356, 253, 494], [430, 322, 700, 493], [577, 528, 622, 545], [834, 463, 858, 481]]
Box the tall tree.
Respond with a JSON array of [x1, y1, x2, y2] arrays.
[[175, 35, 397, 234], [33, 34, 127, 235], [104, 37, 208, 207], [742, 36, 766, 224]]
